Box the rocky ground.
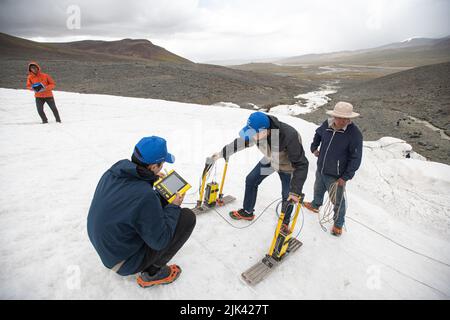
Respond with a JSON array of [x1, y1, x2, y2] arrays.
[[0, 58, 317, 108], [0, 32, 320, 108], [0, 45, 448, 164], [298, 62, 450, 164]]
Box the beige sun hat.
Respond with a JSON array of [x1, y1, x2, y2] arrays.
[[326, 102, 360, 118]]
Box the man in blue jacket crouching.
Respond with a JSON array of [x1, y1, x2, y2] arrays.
[[87, 136, 196, 288]]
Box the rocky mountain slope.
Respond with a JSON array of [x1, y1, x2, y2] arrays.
[[0, 32, 313, 107], [300, 62, 450, 164]]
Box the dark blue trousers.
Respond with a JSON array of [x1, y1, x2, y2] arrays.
[[243, 159, 291, 213]]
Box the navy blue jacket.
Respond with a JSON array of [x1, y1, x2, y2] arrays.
[[311, 120, 363, 181], [87, 159, 180, 276]]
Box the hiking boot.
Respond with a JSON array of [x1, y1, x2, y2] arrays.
[[137, 264, 182, 288], [229, 209, 255, 221], [331, 225, 343, 237], [303, 202, 319, 213]]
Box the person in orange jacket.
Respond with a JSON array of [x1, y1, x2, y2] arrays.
[[26, 62, 61, 124]]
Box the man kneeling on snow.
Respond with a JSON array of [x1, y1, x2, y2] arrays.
[[87, 136, 196, 288]]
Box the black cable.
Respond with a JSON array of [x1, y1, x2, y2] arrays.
[[210, 197, 305, 237], [320, 182, 450, 268], [211, 198, 282, 229], [294, 206, 305, 238], [275, 200, 305, 237], [194, 161, 305, 233], [347, 216, 450, 268]]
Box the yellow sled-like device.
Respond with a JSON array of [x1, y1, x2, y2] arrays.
[[241, 197, 304, 286], [192, 157, 236, 215]]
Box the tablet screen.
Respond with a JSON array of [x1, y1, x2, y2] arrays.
[[162, 173, 186, 193]]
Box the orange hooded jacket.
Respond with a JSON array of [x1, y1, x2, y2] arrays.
[[26, 62, 56, 98]]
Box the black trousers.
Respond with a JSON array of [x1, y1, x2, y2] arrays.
[[35, 97, 61, 122], [137, 208, 196, 273]]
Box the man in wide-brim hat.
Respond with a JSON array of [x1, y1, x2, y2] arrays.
[[303, 102, 363, 236]]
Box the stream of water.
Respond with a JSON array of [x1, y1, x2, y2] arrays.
[[408, 116, 450, 141], [269, 81, 339, 116]]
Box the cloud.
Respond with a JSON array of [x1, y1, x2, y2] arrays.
[[0, 0, 449, 62], [366, 0, 384, 30], [0, 0, 205, 38]]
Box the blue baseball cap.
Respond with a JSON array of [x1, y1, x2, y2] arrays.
[[133, 136, 175, 165], [239, 112, 270, 141]]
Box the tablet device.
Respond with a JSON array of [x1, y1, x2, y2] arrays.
[[154, 170, 191, 204], [32, 82, 45, 92]]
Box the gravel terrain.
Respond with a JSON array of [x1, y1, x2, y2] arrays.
[[299, 62, 450, 164]]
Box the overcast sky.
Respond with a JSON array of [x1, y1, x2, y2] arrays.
[[1, 0, 449, 62]]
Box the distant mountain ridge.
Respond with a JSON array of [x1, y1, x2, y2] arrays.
[[55, 38, 192, 63], [277, 36, 450, 67], [0, 32, 191, 63]]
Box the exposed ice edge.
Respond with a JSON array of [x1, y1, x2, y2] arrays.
[[213, 101, 241, 109], [364, 136, 427, 161], [211, 80, 340, 116]]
